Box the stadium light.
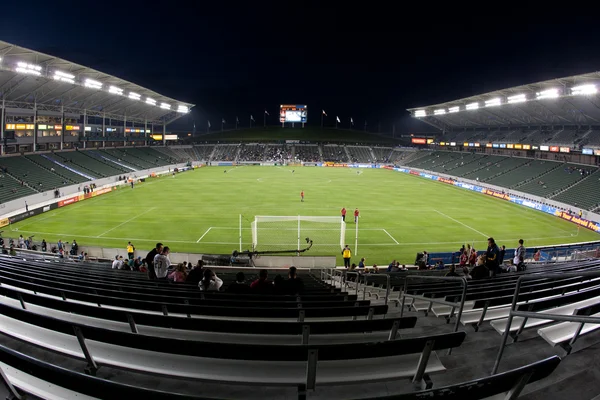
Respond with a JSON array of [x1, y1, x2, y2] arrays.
[[177, 105, 189, 113], [536, 88, 559, 99], [84, 78, 102, 89], [146, 97, 157, 106], [160, 102, 171, 110], [448, 106, 460, 113], [433, 109, 446, 115], [485, 97, 501, 107], [15, 61, 42, 76], [414, 110, 427, 117], [128, 92, 141, 100], [109, 86, 124, 95], [507, 94, 527, 104], [466, 102, 479, 110], [571, 84, 597, 95], [53, 70, 75, 84]]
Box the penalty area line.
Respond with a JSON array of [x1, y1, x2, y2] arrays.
[[382, 229, 399, 244], [196, 227, 213, 243]]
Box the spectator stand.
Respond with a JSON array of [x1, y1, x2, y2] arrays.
[[492, 270, 600, 375]]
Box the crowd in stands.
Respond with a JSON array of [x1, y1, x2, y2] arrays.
[[264, 145, 290, 163]]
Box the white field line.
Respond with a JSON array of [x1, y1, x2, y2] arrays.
[[226, 166, 241, 173], [97, 207, 157, 237], [433, 209, 489, 238], [383, 229, 399, 244], [11, 227, 576, 248], [196, 227, 213, 243]]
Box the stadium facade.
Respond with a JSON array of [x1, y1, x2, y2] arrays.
[[0, 40, 194, 155]]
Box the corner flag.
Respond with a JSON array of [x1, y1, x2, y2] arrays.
[[250, 115, 255, 121], [336, 116, 341, 123], [322, 110, 327, 116]]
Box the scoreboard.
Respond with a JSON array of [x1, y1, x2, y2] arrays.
[[280, 104, 307, 123]]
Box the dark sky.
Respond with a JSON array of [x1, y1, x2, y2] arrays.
[[2, 2, 600, 133]]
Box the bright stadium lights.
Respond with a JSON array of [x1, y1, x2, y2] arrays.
[[15, 61, 42, 76], [507, 94, 527, 104], [146, 97, 157, 106], [571, 84, 597, 95], [84, 78, 102, 89], [414, 110, 427, 117], [448, 106, 460, 113], [485, 97, 501, 107], [108, 86, 124, 95], [466, 102, 479, 110], [128, 92, 141, 100], [433, 109, 446, 115], [177, 105, 189, 113], [53, 70, 75, 84], [160, 102, 171, 110], [536, 88, 559, 99]]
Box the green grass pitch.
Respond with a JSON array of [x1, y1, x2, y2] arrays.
[[8, 166, 599, 265]]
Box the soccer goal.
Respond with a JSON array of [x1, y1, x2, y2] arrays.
[[251, 216, 346, 255]]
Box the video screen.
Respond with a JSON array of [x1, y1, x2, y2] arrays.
[[280, 105, 307, 123]]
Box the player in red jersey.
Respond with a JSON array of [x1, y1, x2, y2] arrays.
[[341, 207, 346, 222], [354, 208, 359, 223], [300, 190, 304, 202]]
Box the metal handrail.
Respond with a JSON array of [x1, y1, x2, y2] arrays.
[[400, 275, 468, 339], [491, 270, 600, 375]]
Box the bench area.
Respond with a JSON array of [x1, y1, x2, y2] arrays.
[[2, 252, 599, 398]]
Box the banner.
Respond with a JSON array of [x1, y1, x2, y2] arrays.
[[58, 196, 80, 208]]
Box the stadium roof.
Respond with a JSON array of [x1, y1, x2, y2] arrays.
[[407, 72, 600, 131], [0, 40, 194, 125]]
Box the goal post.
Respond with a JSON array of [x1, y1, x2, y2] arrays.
[[251, 216, 346, 255]]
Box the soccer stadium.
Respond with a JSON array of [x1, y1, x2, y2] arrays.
[[0, 38, 599, 400]]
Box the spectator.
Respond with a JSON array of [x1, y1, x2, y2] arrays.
[[387, 260, 397, 272], [486, 237, 500, 277], [399, 264, 408, 271], [169, 263, 188, 282], [9, 245, 16, 256], [459, 250, 468, 266], [533, 248, 541, 261], [145, 242, 163, 280], [133, 256, 143, 270], [154, 246, 171, 279], [250, 269, 273, 293], [41, 239, 47, 252], [468, 247, 478, 267], [286, 266, 304, 295], [462, 266, 472, 280], [445, 264, 459, 277], [186, 260, 204, 285], [358, 257, 366, 269], [112, 255, 123, 270], [499, 245, 506, 266], [71, 240, 78, 256], [371, 264, 379, 273], [226, 272, 251, 293], [471, 255, 489, 280], [199, 269, 223, 291]]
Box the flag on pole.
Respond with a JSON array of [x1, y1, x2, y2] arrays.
[[264, 110, 270, 116], [336, 116, 341, 123], [208, 120, 211, 128], [322, 110, 327, 116], [350, 117, 354, 125], [236, 116, 239, 124], [250, 115, 255, 121], [222, 118, 226, 124]]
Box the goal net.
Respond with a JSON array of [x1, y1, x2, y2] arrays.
[[251, 216, 346, 255]]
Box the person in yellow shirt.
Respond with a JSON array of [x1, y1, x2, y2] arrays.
[[126, 241, 135, 260], [342, 245, 352, 268]]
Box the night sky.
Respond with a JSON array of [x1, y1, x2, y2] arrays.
[[2, 3, 600, 133]]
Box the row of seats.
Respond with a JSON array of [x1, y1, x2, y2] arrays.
[[0, 254, 566, 399]]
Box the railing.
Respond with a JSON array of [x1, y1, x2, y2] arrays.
[[491, 270, 600, 374], [400, 275, 468, 354]]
